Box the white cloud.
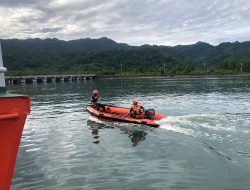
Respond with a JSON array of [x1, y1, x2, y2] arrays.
[[0, 0, 250, 45]]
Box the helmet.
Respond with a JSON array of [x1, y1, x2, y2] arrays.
[[132, 99, 138, 105], [93, 90, 99, 94]]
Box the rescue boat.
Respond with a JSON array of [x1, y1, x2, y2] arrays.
[[87, 105, 165, 127]]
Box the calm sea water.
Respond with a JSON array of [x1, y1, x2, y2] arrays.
[[9, 76, 250, 190]]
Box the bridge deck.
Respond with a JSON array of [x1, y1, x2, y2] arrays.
[[5, 74, 97, 84]]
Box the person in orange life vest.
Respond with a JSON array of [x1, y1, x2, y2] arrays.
[[90, 90, 106, 112], [129, 99, 145, 119]]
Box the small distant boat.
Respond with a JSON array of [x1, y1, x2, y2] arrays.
[[87, 105, 165, 127]]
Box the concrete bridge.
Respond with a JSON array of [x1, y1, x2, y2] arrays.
[[5, 74, 97, 84]]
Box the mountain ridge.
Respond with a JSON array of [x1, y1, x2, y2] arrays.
[[1, 37, 250, 74]]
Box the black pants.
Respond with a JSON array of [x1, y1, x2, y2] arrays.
[[95, 103, 106, 112], [129, 112, 143, 119], [129, 112, 136, 118]]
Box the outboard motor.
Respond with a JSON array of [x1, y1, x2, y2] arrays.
[[144, 109, 155, 120]]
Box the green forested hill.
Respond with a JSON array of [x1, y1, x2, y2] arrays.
[[1, 38, 250, 75]]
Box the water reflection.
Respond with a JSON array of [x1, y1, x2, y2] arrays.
[[87, 120, 147, 146], [123, 130, 147, 147], [90, 124, 100, 144]]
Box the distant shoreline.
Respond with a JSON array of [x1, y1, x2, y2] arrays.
[[98, 73, 250, 79], [5, 73, 250, 79]]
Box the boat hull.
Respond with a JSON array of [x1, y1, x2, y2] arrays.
[[87, 105, 165, 127], [0, 95, 30, 190]]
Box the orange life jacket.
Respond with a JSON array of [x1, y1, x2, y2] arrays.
[[131, 105, 144, 118]]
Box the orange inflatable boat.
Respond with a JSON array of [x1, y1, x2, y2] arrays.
[[87, 105, 165, 127]]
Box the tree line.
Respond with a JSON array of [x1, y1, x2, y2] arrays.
[[1, 38, 250, 76]]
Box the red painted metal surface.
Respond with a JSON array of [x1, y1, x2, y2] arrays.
[[0, 96, 30, 190]]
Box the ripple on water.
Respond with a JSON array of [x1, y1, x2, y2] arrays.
[[11, 77, 250, 189]]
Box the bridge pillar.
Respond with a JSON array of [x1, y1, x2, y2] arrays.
[[37, 77, 45, 83], [13, 78, 21, 84], [25, 78, 33, 84]]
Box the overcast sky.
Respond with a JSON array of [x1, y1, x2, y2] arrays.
[[0, 0, 250, 46]]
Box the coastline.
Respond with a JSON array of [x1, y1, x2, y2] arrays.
[[97, 73, 250, 79], [5, 72, 250, 81]]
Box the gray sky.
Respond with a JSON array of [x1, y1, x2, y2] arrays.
[[0, 0, 250, 46]]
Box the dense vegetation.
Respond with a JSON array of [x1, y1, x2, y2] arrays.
[[1, 38, 250, 76]]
